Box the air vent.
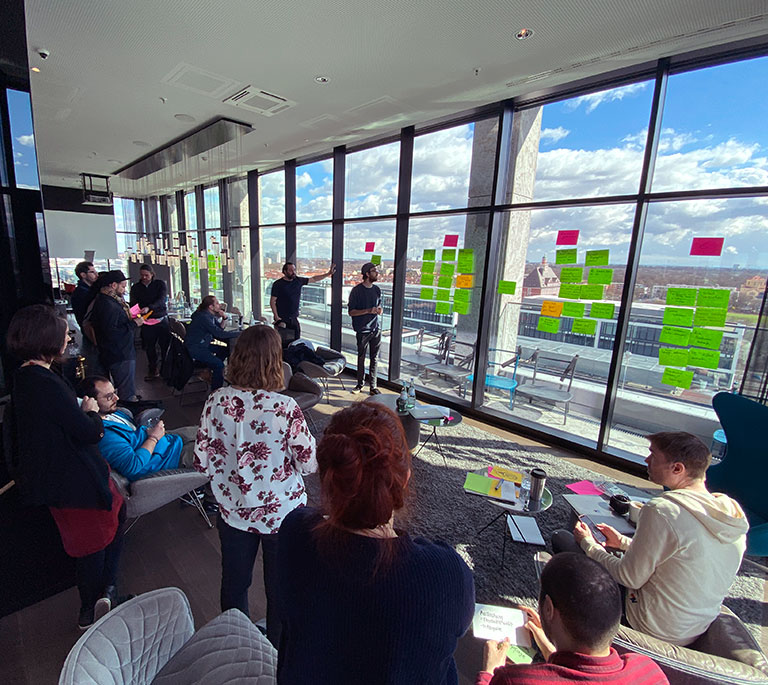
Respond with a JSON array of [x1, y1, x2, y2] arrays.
[[223, 86, 296, 117]]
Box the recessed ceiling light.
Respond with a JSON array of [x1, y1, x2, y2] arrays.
[[314, 76, 330, 84], [31, 66, 40, 73], [133, 140, 150, 147], [174, 113, 196, 123], [515, 28, 534, 40], [107, 159, 123, 165]]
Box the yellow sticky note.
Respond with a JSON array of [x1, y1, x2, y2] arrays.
[[456, 274, 473, 289], [541, 301, 564, 317]]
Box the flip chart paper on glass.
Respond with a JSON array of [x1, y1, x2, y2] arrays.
[[497, 280, 516, 295], [556, 248, 577, 264], [688, 348, 720, 369], [420, 288, 433, 300], [559, 267, 583, 283], [435, 302, 452, 315], [455, 274, 473, 288], [662, 368, 694, 389], [444, 234, 459, 247], [558, 284, 581, 299], [556, 229, 579, 245], [696, 288, 729, 310], [537, 316, 560, 334], [440, 263, 455, 277], [690, 237, 724, 257], [572, 318, 597, 335], [457, 249, 474, 274], [666, 288, 697, 307], [371, 254, 381, 265], [438, 275, 452, 289], [561, 301, 585, 318], [690, 328, 723, 350], [585, 249, 609, 266], [442, 249, 456, 262], [587, 268, 613, 285], [454, 289, 471, 303], [423, 249, 436, 261], [365, 242, 375, 252], [422, 261, 435, 274], [454, 300, 470, 315], [580, 284, 603, 300], [663, 307, 695, 327], [541, 301, 564, 317], [659, 326, 691, 347], [658, 347, 689, 367], [694, 308, 727, 328], [420, 273, 433, 286], [473, 604, 532, 646], [588, 303, 615, 319]]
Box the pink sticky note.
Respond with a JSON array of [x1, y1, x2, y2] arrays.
[[566, 480, 604, 496], [129, 304, 141, 317], [556, 230, 579, 246], [444, 235, 459, 247], [365, 242, 375, 252], [690, 237, 724, 257], [143, 318, 162, 326]]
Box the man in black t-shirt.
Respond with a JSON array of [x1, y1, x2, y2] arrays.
[[348, 262, 383, 395], [270, 261, 335, 344]]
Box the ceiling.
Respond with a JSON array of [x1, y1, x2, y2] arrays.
[[23, 0, 768, 197]]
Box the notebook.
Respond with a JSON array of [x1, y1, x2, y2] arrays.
[[507, 514, 545, 546]]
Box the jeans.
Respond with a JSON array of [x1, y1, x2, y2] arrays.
[[217, 516, 282, 647], [109, 360, 136, 399], [140, 317, 171, 373], [76, 504, 126, 610], [190, 346, 226, 390], [356, 328, 381, 388]]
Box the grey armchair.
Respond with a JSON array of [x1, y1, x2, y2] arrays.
[[613, 606, 768, 684], [281, 362, 323, 431], [59, 587, 276, 685], [298, 346, 347, 402]]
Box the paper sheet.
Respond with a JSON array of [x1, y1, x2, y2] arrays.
[[566, 480, 603, 496], [472, 604, 532, 647]]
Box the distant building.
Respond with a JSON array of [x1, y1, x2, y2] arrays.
[[523, 257, 560, 297]]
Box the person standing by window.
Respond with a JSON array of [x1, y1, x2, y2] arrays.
[[348, 262, 383, 395], [270, 261, 335, 344]]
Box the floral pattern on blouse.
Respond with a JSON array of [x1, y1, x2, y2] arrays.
[[194, 388, 317, 534]]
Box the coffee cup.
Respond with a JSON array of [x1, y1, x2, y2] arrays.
[[609, 494, 630, 516], [628, 501, 643, 524]]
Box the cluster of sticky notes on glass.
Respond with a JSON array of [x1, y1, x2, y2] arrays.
[[421, 242, 475, 315]]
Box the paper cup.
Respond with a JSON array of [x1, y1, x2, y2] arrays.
[[628, 501, 643, 524]]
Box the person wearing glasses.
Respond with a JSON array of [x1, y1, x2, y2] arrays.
[[348, 262, 383, 395]]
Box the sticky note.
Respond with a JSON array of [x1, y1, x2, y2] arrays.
[[688, 348, 720, 369], [371, 254, 381, 265], [694, 308, 727, 328], [572, 318, 597, 335], [457, 249, 474, 274], [129, 304, 141, 317], [440, 263, 455, 277], [541, 301, 564, 317], [580, 284, 603, 300], [497, 280, 516, 295], [422, 261, 435, 274], [556, 248, 577, 265], [587, 268, 613, 285], [438, 275, 452, 289], [423, 249, 436, 261], [589, 303, 615, 319], [690, 237, 724, 257], [659, 348, 689, 366], [659, 326, 691, 347], [436, 288, 450, 301], [663, 307, 695, 327], [453, 289, 470, 303], [585, 249, 610, 266], [442, 249, 456, 262], [666, 288, 697, 307], [559, 267, 583, 283], [537, 316, 560, 334], [558, 284, 582, 299], [696, 288, 730, 310], [662, 368, 694, 389], [435, 302, 452, 315], [420, 288, 433, 300], [561, 302, 585, 318], [455, 274, 473, 288], [365, 242, 375, 252], [556, 229, 579, 245], [463, 472, 493, 495], [444, 234, 459, 247], [420, 273, 433, 286], [454, 300, 470, 315], [690, 328, 723, 350]]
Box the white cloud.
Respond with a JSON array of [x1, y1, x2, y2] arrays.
[[725, 246, 738, 254], [568, 82, 649, 114], [16, 134, 34, 147], [540, 127, 570, 143], [295, 171, 313, 189]]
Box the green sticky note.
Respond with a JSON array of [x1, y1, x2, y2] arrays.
[[497, 280, 516, 295], [371, 254, 381, 265], [453, 289, 471, 303], [454, 300, 470, 315], [659, 347, 689, 366], [580, 284, 604, 300], [688, 348, 720, 369], [666, 288, 697, 307], [559, 267, 583, 283], [561, 302, 585, 318], [422, 261, 435, 274], [663, 307, 695, 327], [690, 328, 723, 350], [589, 303, 615, 319], [440, 263, 455, 277], [441, 249, 456, 262], [585, 249, 610, 266], [537, 316, 560, 334], [587, 268, 613, 285], [420, 273, 433, 286], [457, 249, 474, 274], [558, 284, 582, 299], [420, 288, 433, 300], [697, 288, 730, 310], [438, 275, 452, 289], [435, 302, 452, 315], [556, 248, 578, 265], [463, 472, 492, 495], [572, 318, 597, 335], [507, 644, 536, 664], [659, 326, 691, 347], [694, 308, 727, 328], [436, 288, 450, 301], [423, 249, 436, 261], [662, 368, 694, 389]]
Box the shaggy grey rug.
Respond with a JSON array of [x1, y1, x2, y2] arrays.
[[305, 412, 766, 639]]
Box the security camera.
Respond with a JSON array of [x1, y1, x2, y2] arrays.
[[38, 48, 50, 60]]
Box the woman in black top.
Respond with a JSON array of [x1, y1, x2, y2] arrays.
[[7, 305, 129, 629]]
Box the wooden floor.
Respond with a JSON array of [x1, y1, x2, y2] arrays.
[[0, 358, 763, 684]]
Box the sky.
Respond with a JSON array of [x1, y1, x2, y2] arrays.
[[7, 89, 40, 190]]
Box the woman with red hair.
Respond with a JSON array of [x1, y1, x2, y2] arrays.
[[277, 401, 474, 684]]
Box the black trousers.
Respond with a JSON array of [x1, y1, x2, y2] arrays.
[[278, 317, 301, 347], [75, 504, 126, 610], [356, 328, 381, 388], [140, 317, 171, 373]]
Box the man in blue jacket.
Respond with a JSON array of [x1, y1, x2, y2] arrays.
[[185, 295, 240, 390]]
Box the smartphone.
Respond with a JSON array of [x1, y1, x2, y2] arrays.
[[580, 515, 607, 544]]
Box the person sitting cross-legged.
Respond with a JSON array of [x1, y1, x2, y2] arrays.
[[477, 553, 668, 685]]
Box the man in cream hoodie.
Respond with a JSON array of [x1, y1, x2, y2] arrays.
[[571, 431, 748, 646]]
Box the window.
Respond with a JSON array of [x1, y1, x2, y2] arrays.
[[345, 142, 399, 218], [228, 178, 252, 319], [259, 171, 285, 224], [296, 160, 332, 222], [7, 90, 40, 190], [296, 224, 332, 346], [184, 192, 201, 304], [261, 226, 286, 319]]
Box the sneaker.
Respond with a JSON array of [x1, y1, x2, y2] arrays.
[[99, 586, 136, 616], [369, 387, 382, 395], [144, 370, 160, 381], [78, 605, 95, 631], [351, 384, 364, 394]]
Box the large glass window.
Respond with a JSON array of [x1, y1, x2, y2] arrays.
[[7, 89, 40, 190], [184, 191, 201, 304], [345, 142, 399, 218], [296, 160, 332, 222], [261, 226, 286, 319], [296, 224, 332, 346], [259, 171, 285, 224], [228, 178, 252, 319]]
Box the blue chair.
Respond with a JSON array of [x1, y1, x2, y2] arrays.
[[709, 392, 768, 556], [468, 348, 520, 409]]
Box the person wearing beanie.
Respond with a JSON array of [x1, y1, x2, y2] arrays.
[[348, 262, 383, 395]]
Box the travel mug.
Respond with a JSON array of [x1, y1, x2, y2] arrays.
[[529, 468, 547, 502]]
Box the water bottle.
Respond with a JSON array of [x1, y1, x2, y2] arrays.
[[520, 477, 531, 503], [407, 377, 416, 409], [397, 386, 408, 413]]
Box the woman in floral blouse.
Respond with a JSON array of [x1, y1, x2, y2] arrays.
[[194, 325, 316, 646]]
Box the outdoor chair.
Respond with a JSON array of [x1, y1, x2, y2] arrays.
[[281, 362, 323, 431], [401, 329, 448, 374], [59, 587, 276, 685], [424, 338, 475, 397], [298, 346, 347, 402], [468, 346, 522, 409], [514, 350, 578, 424]]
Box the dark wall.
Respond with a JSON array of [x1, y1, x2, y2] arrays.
[[41, 184, 115, 215]]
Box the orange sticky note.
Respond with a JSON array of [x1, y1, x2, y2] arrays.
[[455, 274, 473, 288], [541, 300, 564, 317]]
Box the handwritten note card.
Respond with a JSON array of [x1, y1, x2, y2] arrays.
[[473, 604, 532, 647]]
